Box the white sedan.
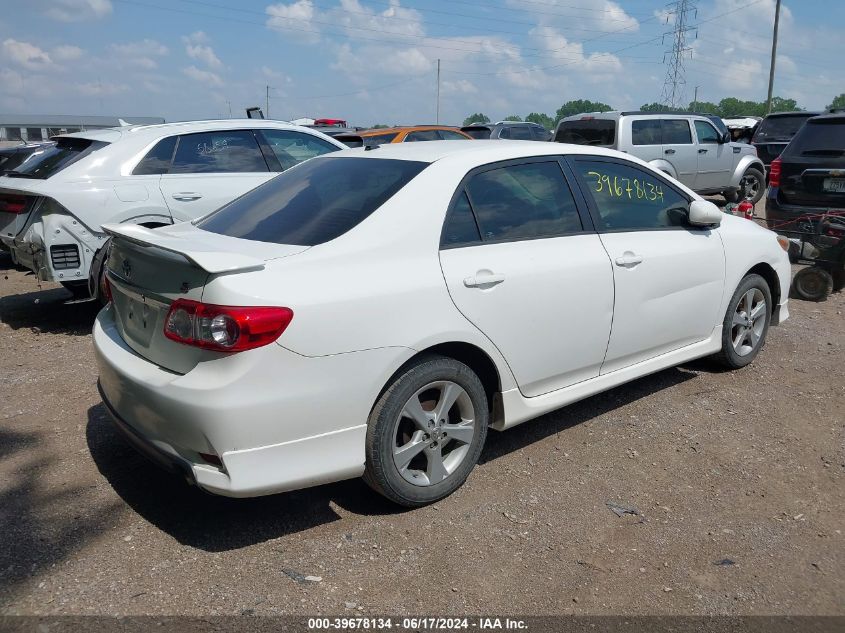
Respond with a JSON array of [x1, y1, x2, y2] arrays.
[[92, 141, 791, 507]]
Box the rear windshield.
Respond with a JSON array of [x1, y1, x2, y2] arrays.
[[197, 157, 428, 246], [754, 115, 814, 142], [462, 127, 492, 139], [782, 119, 845, 156], [555, 119, 616, 146], [2, 138, 105, 179]]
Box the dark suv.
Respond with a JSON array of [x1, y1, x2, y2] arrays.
[[752, 111, 821, 174], [460, 121, 551, 141], [766, 113, 845, 225]]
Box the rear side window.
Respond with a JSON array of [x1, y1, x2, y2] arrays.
[[555, 119, 616, 146], [632, 119, 662, 145], [465, 161, 582, 241], [442, 191, 481, 246], [406, 130, 441, 142], [1, 138, 105, 179], [438, 130, 470, 140], [170, 130, 268, 174], [505, 126, 532, 141], [133, 136, 177, 175], [661, 120, 692, 144], [783, 119, 845, 156], [197, 157, 427, 246], [531, 126, 550, 141], [574, 159, 690, 231], [257, 129, 339, 170]]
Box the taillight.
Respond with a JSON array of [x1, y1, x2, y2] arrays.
[[163, 299, 293, 352], [101, 274, 112, 304], [0, 194, 28, 214], [769, 157, 782, 188]]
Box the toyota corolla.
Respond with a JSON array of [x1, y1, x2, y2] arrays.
[[93, 141, 791, 507]]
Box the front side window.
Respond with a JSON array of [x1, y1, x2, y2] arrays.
[[661, 119, 693, 144], [574, 159, 690, 231], [465, 161, 582, 241], [197, 157, 427, 246], [133, 136, 177, 175], [258, 129, 339, 170], [405, 130, 441, 142], [632, 119, 662, 145], [170, 130, 268, 174], [695, 120, 721, 144]]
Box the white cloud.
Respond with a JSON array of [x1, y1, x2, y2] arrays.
[[182, 31, 222, 69], [2, 39, 54, 70], [77, 81, 129, 96], [52, 45, 84, 62], [183, 65, 223, 87], [266, 0, 320, 43], [109, 39, 168, 70], [41, 0, 113, 22]]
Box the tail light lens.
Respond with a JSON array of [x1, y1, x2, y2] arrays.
[[0, 194, 28, 214], [769, 157, 782, 188], [101, 274, 112, 304], [163, 299, 293, 352]]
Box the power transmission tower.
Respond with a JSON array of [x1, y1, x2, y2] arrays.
[[660, 0, 697, 109]]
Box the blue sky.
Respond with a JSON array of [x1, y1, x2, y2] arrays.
[[1, 0, 842, 126]]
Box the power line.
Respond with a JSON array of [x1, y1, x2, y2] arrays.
[[660, 0, 697, 109]]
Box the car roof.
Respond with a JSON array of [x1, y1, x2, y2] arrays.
[[358, 125, 463, 136], [329, 139, 620, 164], [762, 111, 822, 118], [806, 113, 845, 123], [56, 119, 338, 144]]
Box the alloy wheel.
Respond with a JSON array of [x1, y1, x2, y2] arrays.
[[392, 381, 476, 486], [741, 174, 761, 201], [731, 288, 767, 356]]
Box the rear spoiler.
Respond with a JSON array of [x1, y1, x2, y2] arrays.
[[102, 223, 265, 274]]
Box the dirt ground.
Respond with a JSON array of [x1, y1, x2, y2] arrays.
[[0, 215, 843, 617]]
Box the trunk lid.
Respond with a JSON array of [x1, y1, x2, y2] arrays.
[[103, 222, 308, 374]]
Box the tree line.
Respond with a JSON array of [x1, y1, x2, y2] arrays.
[[462, 93, 845, 130]]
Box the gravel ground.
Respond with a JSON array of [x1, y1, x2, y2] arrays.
[[1, 213, 843, 617]]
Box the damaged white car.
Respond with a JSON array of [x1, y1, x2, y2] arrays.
[[0, 120, 344, 298]]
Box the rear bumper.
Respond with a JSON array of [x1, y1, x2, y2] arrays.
[[93, 305, 412, 497]]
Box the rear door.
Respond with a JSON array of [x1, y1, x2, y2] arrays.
[[568, 156, 725, 373], [439, 158, 614, 397], [661, 118, 697, 188], [693, 119, 732, 190], [629, 118, 664, 164], [158, 129, 273, 222]]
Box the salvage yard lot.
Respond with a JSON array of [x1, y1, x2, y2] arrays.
[[1, 254, 843, 616]]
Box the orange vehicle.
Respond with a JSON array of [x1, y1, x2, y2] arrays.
[[336, 125, 473, 147]]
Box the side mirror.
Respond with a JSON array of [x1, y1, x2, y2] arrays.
[[688, 199, 723, 226], [720, 131, 731, 144]]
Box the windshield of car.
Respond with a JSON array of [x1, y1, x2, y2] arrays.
[[197, 157, 428, 246], [782, 119, 845, 156], [754, 115, 814, 142], [3, 138, 105, 179], [555, 119, 616, 146]]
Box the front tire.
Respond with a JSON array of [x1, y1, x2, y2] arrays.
[[792, 266, 833, 302], [713, 274, 772, 369], [364, 355, 488, 507]]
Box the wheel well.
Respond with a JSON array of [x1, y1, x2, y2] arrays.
[[747, 263, 780, 307], [413, 342, 502, 407]]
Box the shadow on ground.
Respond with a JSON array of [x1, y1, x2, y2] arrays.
[[87, 365, 700, 552], [0, 284, 100, 335]]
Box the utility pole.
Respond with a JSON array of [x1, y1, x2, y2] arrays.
[[766, 0, 782, 114], [692, 85, 699, 111], [660, 0, 697, 110], [226, 100, 232, 118], [436, 59, 441, 124], [266, 85, 270, 119]]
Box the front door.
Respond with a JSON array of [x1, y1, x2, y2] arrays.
[[159, 129, 274, 222], [438, 159, 614, 397], [568, 156, 726, 374]]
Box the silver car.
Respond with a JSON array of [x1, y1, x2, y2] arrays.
[[555, 111, 766, 203]]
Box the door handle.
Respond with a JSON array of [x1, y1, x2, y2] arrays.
[[172, 192, 202, 201], [463, 272, 505, 288], [664, 149, 676, 155], [698, 148, 708, 154], [615, 253, 643, 268]]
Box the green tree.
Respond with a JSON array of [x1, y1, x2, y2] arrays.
[[370, 124, 389, 129], [688, 100, 720, 114], [769, 96, 800, 113], [639, 102, 670, 112], [554, 100, 612, 122], [503, 115, 523, 121], [827, 93, 845, 111], [525, 112, 555, 130], [462, 113, 490, 126]]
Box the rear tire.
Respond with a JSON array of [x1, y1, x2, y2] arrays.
[[739, 167, 766, 204], [792, 266, 833, 302], [713, 274, 772, 369], [363, 355, 488, 507]]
